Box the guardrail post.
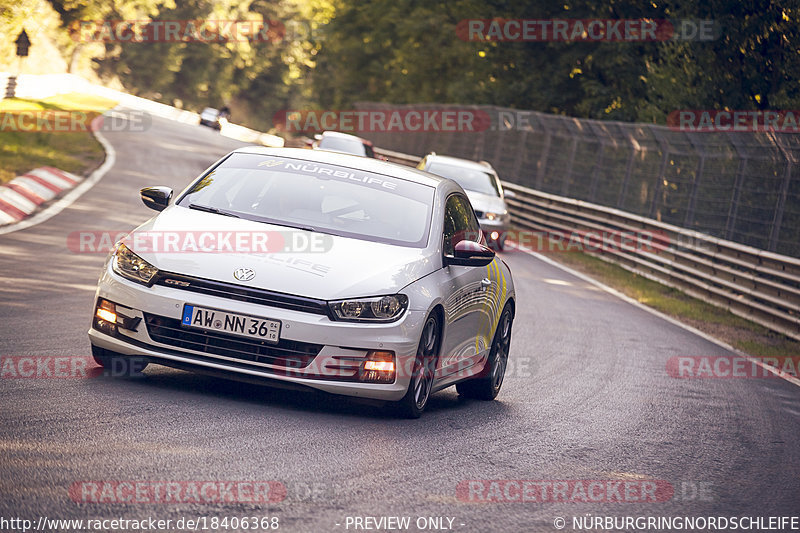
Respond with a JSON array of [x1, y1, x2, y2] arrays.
[[561, 136, 579, 196], [725, 158, 747, 240], [588, 144, 605, 203], [616, 144, 638, 209], [511, 130, 528, 185], [767, 132, 794, 253], [536, 132, 552, 189], [684, 155, 705, 228], [649, 150, 671, 219], [769, 159, 792, 253]]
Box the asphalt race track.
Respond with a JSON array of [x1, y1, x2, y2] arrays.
[[1, 115, 799, 532]]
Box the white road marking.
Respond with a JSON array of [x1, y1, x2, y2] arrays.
[[511, 243, 800, 389]]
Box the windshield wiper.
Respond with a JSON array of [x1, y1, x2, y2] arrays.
[[265, 221, 319, 233], [188, 203, 241, 218]]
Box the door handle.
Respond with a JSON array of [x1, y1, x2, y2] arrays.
[[480, 278, 491, 290]]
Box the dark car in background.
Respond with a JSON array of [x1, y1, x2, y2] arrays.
[[199, 107, 230, 130]]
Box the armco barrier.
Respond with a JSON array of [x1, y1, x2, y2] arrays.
[[358, 102, 800, 259], [373, 146, 800, 341]]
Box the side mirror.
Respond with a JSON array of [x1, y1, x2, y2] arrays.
[[140, 186, 173, 212], [503, 189, 516, 199], [446, 240, 495, 267]]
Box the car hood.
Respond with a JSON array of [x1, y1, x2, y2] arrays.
[[464, 190, 506, 214], [125, 206, 437, 300]]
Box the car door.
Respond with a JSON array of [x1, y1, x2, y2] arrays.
[[438, 194, 493, 377]]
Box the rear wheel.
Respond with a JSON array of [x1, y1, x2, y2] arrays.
[[91, 345, 148, 376], [396, 315, 440, 418], [456, 304, 513, 400]]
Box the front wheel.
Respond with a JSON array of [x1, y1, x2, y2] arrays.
[[396, 315, 440, 418], [456, 304, 513, 400]]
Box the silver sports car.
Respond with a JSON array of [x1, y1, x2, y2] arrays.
[[88, 147, 515, 417]]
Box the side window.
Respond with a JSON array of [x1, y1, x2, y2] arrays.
[[443, 194, 481, 256]]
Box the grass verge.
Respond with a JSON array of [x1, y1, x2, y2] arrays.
[[0, 92, 117, 184], [531, 244, 800, 358]]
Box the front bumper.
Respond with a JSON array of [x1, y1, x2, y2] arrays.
[[88, 263, 425, 401]]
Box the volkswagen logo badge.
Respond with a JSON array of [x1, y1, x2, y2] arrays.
[[233, 268, 255, 282]]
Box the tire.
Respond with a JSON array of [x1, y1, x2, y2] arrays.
[[91, 345, 148, 376], [396, 314, 440, 418], [456, 304, 513, 400]]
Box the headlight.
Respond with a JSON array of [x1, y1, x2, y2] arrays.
[[329, 295, 408, 322], [484, 211, 508, 221], [112, 243, 159, 285]]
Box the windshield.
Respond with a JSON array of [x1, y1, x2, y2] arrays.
[[317, 136, 368, 156], [426, 162, 501, 197], [177, 153, 434, 247]]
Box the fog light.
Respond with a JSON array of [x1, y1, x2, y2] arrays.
[[93, 299, 118, 336], [96, 308, 116, 323], [364, 360, 395, 372], [490, 231, 500, 240], [359, 351, 396, 383]]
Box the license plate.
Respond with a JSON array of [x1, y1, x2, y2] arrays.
[[181, 304, 280, 343]]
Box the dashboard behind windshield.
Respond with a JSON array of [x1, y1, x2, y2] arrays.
[[427, 162, 501, 197], [178, 153, 434, 248]]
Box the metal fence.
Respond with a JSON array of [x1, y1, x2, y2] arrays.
[[356, 103, 800, 258], [372, 146, 800, 341]]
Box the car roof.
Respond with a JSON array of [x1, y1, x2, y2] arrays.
[[424, 153, 496, 173], [320, 130, 373, 146], [231, 146, 452, 189]]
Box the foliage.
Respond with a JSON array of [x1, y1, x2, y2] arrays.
[[3, 0, 797, 128]]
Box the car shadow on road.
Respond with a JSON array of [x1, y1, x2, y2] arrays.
[[92, 365, 514, 422]]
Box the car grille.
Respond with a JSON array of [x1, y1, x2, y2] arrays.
[[143, 313, 322, 368], [153, 272, 330, 316], [473, 210, 485, 218]]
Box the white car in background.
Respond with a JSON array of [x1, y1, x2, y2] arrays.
[[88, 147, 515, 417], [417, 153, 514, 250]]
